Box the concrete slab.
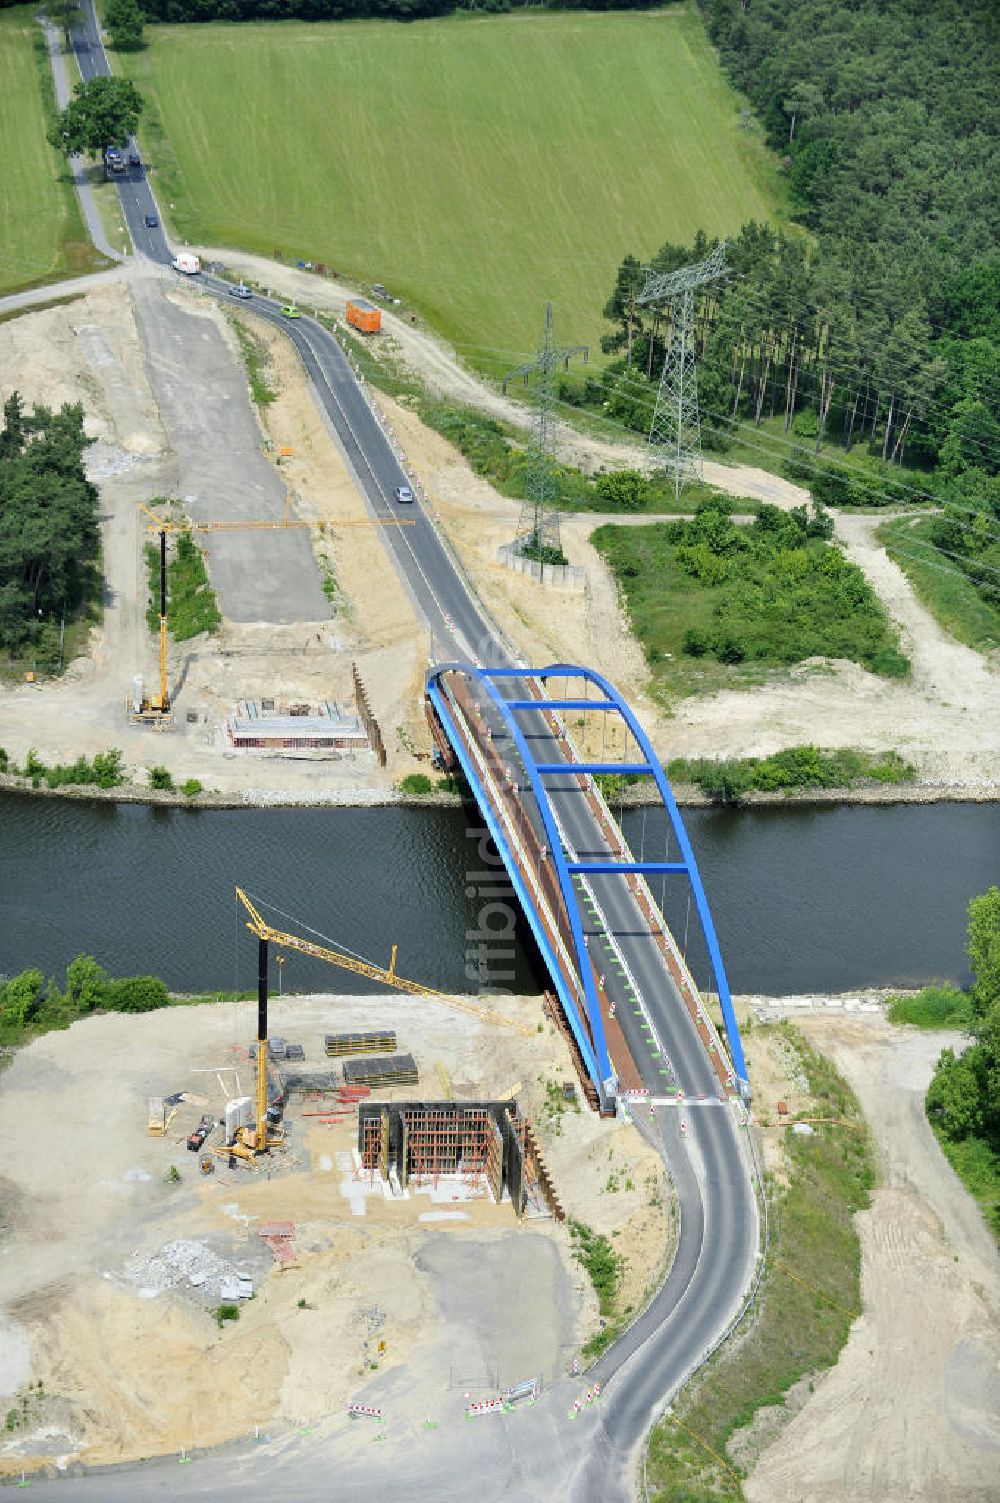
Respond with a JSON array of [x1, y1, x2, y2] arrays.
[[131, 282, 330, 625]]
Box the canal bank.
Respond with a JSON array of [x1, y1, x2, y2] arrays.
[[2, 768, 999, 811]]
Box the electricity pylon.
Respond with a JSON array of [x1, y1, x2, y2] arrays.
[[502, 303, 587, 558], [639, 243, 728, 501]]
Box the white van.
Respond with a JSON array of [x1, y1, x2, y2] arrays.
[[171, 253, 201, 276]]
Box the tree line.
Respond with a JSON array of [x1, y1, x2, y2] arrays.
[[0, 393, 101, 665], [137, 0, 664, 22], [600, 0, 999, 614]]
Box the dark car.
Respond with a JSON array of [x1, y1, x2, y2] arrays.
[[393, 485, 414, 505], [128, 151, 141, 167], [186, 1115, 215, 1152], [143, 212, 158, 229]]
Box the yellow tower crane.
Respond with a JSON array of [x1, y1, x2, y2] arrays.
[[233, 885, 534, 1160], [130, 503, 415, 725]]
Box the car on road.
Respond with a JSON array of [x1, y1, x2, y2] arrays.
[[393, 485, 414, 505], [143, 212, 158, 228], [128, 150, 141, 167], [280, 303, 302, 319], [229, 283, 252, 300]]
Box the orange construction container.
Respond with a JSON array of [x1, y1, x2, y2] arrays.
[[346, 298, 381, 335]]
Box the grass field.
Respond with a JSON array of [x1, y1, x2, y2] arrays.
[[121, 9, 783, 373], [0, 6, 102, 296]]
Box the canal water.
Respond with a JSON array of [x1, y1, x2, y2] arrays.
[[1, 793, 997, 997]]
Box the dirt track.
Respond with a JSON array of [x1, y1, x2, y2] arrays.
[[745, 1011, 1000, 1503]]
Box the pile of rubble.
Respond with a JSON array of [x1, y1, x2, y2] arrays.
[[123, 1239, 254, 1304]]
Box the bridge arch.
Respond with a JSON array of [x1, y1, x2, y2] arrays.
[[427, 662, 749, 1102]]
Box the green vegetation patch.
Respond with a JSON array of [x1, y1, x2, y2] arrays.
[[4, 746, 124, 791], [569, 1218, 630, 1359], [146, 529, 222, 640], [645, 1025, 873, 1501], [0, 954, 170, 1044], [594, 500, 909, 698], [887, 985, 973, 1029], [120, 10, 782, 373], [228, 314, 276, 407], [877, 515, 1000, 655], [398, 772, 433, 796], [0, 9, 104, 296], [667, 746, 915, 805], [923, 887, 1000, 1243]]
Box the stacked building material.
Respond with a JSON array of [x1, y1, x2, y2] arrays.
[[250, 1037, 287, 1060], [258, 1221, 296, 1265], [281, 1069, 342, 1093], [325, 1030, 396, 1058], [344, 1054, 418, 1088]]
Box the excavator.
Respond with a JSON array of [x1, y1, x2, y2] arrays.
[[218, 888, 535, 1166]]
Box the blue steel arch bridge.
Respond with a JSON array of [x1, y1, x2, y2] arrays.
[[426, 662, 749, 1116]]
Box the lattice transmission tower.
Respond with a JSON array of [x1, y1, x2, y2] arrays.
[[502, 303, 587, 559], [639, 242, 728, 502]]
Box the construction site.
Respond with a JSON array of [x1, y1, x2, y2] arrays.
[[0, 887, 671, 1474]]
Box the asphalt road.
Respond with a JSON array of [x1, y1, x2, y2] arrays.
[[40, 10, 762, 1497]]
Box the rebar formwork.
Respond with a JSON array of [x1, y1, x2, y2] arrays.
[[359, 1102, 517, 1209]]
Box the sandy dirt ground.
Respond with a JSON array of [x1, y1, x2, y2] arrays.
[[739, 1007, 1000, 1503], [0, 991, 669, 1473], [0, 264, 429, 794]]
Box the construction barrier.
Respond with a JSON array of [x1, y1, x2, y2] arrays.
[[466, 1397, 506, 1418], [347, 1403, 383, 1420]]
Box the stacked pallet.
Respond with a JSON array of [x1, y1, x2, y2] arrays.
[[343, 1054, 418, 1088], [325, 1030, 396, 1058]]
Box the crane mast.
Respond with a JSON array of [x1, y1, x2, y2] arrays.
[[235, 887, 534, 1039]]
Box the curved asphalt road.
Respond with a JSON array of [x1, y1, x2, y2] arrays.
[[27, 12, 762, 1498]]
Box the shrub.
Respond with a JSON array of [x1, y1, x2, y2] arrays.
[[214, 1303, 240, 1327], [65, 954, 111, 1013], [181, 778, 202, 799], [399, 772, 432, 795], [149, 765, 173, 790], [0, 969, 44, 1029], [696, 761, 752, 805], [92, 749, 124, 788], [682, 627, 709, 657], [888, 986, 973, 1029], [594, 469, 647, 511], [106, 975, 170, 1013]]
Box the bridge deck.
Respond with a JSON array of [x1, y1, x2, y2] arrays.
[[427, 663, 747, 1113]]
